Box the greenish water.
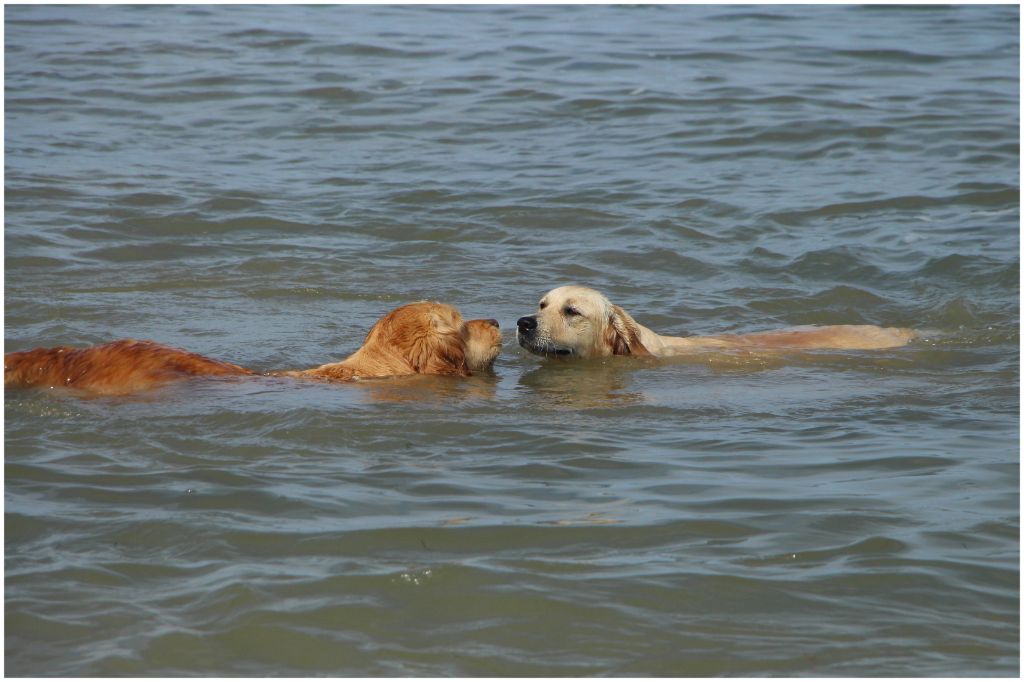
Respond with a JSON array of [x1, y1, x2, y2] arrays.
[[5, 4, 1019, 676]]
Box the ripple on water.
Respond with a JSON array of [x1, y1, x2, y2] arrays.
[[4, 3, 1019, 678]]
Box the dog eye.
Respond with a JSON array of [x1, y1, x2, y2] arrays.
[[563, 306, 581, 317], [539, 301, 547, 310]]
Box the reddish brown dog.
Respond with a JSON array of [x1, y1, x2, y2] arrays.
[[5, 302, 502, 396]]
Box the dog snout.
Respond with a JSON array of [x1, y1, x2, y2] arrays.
[[517, 316, 537, 333]]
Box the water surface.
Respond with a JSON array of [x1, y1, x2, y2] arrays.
[[5, 4, 1019, 676]]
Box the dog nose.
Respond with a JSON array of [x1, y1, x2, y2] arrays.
[[485, 318, 499, 329], [517, 316, 537, 332]]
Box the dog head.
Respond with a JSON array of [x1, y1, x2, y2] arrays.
[[463, 318, 502, 372], [516, 285, 651, 359], [361, 302, 500, 376]]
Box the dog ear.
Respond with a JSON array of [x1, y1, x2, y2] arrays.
[[605, 304, 652, 356], [416, 328, 471, 376], [400, 308, 471, 376]]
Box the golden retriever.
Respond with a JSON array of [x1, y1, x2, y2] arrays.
[[516, 285, 914, 358], [5, 302, 502, 396]]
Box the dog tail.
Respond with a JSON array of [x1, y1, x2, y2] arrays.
[[5, 347, 75, 389], [6, 340, 254, 393]]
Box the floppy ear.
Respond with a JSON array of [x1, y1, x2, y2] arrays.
[[605, 304, 652, 356], [398, 310, 471, 376], [416, 328, 470, 376]]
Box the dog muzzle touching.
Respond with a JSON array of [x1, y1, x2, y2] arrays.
[[516, 316, 573, 357]]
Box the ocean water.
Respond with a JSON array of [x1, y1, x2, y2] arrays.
[[4, 4, 1019, 676]]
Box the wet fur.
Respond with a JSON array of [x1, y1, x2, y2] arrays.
[[518, 285, 915, 359], [282, 304, 500, 382], [5, 302, 502, 396], [3, 340, 254, 395], [603, 304, 654, 357]]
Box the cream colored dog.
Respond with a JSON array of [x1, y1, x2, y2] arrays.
[[516, 285, 914, 358]]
